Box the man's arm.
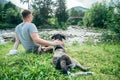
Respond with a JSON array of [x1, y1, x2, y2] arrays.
[[13, 34, 20, 50], [30, 32, 62, 46]]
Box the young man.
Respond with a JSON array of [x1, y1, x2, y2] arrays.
[[12, 10, 63, 53]]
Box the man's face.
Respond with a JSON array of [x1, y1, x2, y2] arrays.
[[28, 14, 33, 22]]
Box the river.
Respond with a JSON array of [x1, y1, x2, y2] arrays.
[[0, 26, 102, 45]]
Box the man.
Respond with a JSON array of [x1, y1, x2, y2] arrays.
[[12, 10, 63, 54]]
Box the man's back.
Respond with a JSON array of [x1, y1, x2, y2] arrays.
[[15, 22, 38, 51]]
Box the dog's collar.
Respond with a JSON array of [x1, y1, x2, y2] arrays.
[[54, 45, 64, 50]]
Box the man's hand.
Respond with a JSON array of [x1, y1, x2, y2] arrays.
[[53, 40, 64, 46]]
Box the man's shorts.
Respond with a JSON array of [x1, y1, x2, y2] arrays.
[[27, 45, 40, 53]]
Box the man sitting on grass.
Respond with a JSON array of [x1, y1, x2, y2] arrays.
[[10, 10, 63, 54]]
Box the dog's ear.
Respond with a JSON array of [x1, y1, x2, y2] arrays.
[[62, 35, 66, 40], [51, 34, 55, 39]]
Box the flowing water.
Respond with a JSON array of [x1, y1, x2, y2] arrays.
[[0, 26, 102, 45]]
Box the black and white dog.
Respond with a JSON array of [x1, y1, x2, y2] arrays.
[[52, 34, 94, 76]]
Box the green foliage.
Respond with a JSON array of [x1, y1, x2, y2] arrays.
[[48, 18, 56, 25], [32, 0, 54, 26], [0, 3, 3, 10], [100, 0, 120, 44], [83, 2, 108, 28], [69, 8, 85, 17], [0, 23, 16, 29], [77, 20, 83, 26], [0, 1, 22, 28], [0, 3, 3, 22], [101, 31, 120, 44], [67, 18, 82, 25], [67, 7, 85, 26], [83, 0, 120, 44], [5, 8, 22, 24], [40, 33, 51, 40], [0, 42, 120, 80], [54, 22, 68, 29], [71, 40, 79, 46], [3, 2, 17, 11], [109, 1, 120, 34], [84, 37, 94, 45], [55, 0, 68, 26], [69, 8, 79, 17]]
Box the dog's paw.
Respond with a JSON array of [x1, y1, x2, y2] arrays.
[[86, 72, 94, 75], [68, 72, 94, 77], [82, 67, 91, 71]]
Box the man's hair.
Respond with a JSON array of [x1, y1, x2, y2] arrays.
[[22, 10, 32, 19]]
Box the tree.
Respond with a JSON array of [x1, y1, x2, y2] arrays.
[[83, 2, 108, 28], [3, 1, 17, 11], [69, 8, 85, 17], [32, 0, 54, 26], [5, 8, 21, 24], [20, 0, 30, 9], [0, 3, 3, 22], [55, 0, 68, 26], [0, 3, 3, 11], [98, 0, 120, 44], [3, 2, 22, 24], [70, 8, 79, 17], [111, 0, 120, 35]]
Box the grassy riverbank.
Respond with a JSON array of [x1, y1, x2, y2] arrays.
[[0, 42, 120, 80]]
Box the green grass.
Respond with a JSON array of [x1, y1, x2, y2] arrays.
[[0, 42, 120, 80]]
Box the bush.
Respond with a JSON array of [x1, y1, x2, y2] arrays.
[[36, 22, 68, 30], [0, 23, 16, 29], [5, 8, 22, 24], [101, 0, 120, 44], [77, 20, 83, 26], [67, 18, 82, 25], [83, 2, 108, 28], [72, 40, 79, 46], [100, 32, 120, 44], [54, 22, 68, 30]]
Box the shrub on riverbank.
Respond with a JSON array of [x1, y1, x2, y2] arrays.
[[0, 23, 16, 29]]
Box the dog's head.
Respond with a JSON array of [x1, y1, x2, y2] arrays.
[[51, 34, 66, 41], [52, 34, 65, 51]]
